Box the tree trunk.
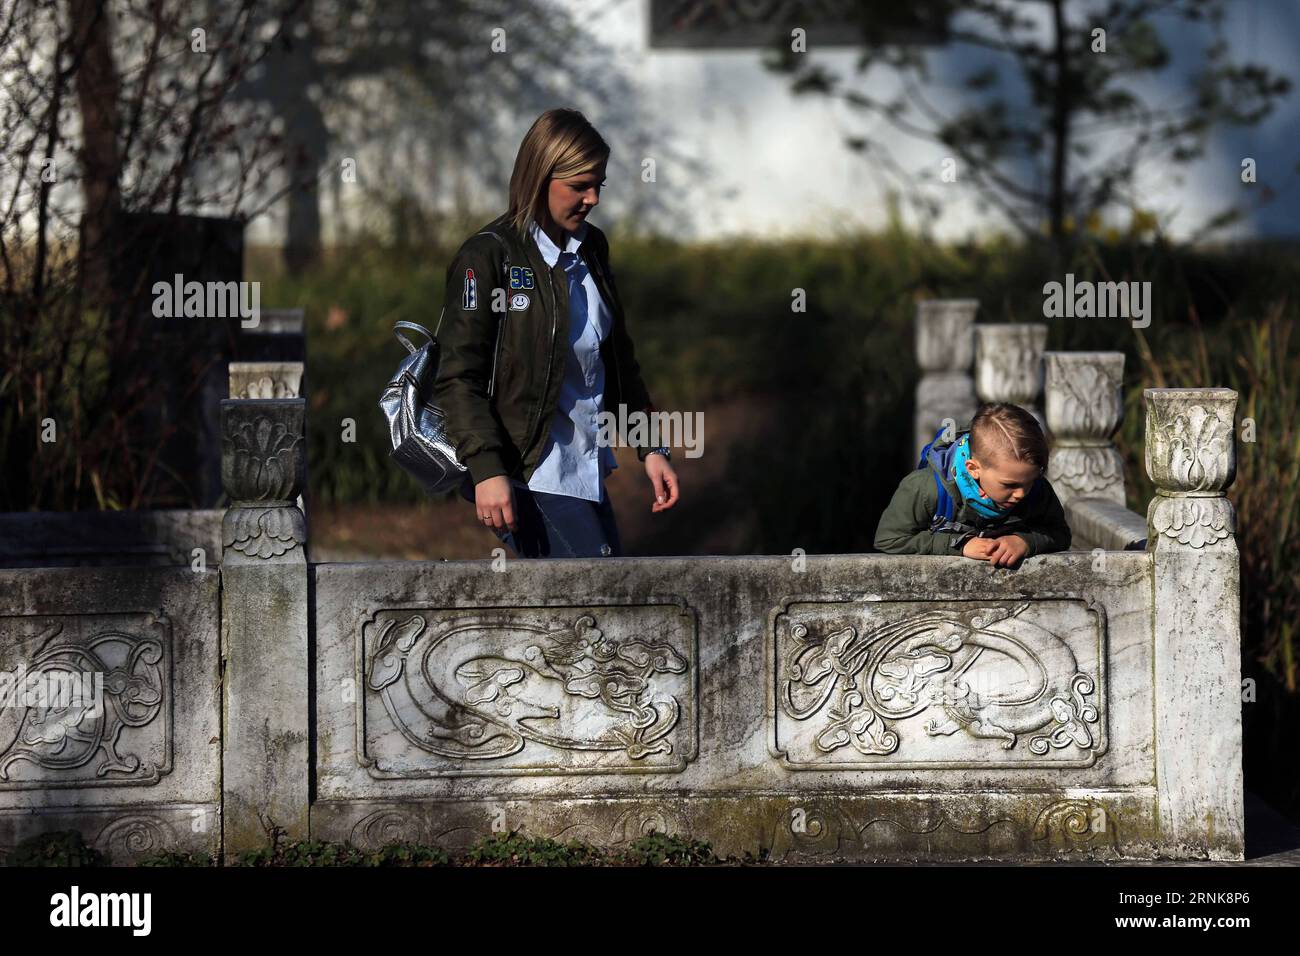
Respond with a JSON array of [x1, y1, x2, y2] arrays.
[[69, 0, 122, 302], [1048, 0, 1071, 265], [278, 6, 328, 276], [285, 149, 323, 275]]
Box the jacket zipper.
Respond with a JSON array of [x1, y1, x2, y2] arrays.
[[488, 312, 507, 396], [478, 225, 511, 398], [525, 266, 561, 462]]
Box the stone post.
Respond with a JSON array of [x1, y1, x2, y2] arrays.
[[220, 397, 310, 860], [1145, 387, 1243, 859], [1043, 352, 1126, 506], [229, 362, 308, 518], [913, 299, 977, 457], [974, 323, 1047, 429], [229, 362, 304, 400]]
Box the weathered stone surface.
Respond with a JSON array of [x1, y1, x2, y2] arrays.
[[975, 323, 1048, 427], [220, 561, 309, 857], [914, 299, 977, 457], [1044, 351, 1126, 506], [247, 307, 304, 336], [312, 790, 1156, 863], [0, 567, 221, 862], [313, 378, 1246, 864], [1146, 388, 1243, 860], [770, 599, 1106, 769], [0, 509, 223, 569], [0, 370, 1242, 866], [360, 603, 697, 776], [1065, 498, 1148, 552], [219, 396, 310, 860], [220, 398, 305, 506], [315, 550, 1160, 860], [228, 361, 304, 400]]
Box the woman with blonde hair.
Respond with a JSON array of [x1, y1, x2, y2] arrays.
[[432, 108, 679, 557]]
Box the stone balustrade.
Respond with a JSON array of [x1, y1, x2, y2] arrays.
[[914, 305, 1150, 552], [1145, 387, 1241, 857], [218, 396, 310, 859], [1041, 351, 1147, 551], [0, 345, 1244, 864], [913, 299, 977, 457], [304, 384, 1241, 862], [228, 361, 304, 400], [974, 322, 1048, 429]]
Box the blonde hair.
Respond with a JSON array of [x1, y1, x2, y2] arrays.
[[969, 402, 1049, 470], [506, 109, 610, 237]]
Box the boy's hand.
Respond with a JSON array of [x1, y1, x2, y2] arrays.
[[986, 534, 1030, 567], [962, 537, 997, 560]]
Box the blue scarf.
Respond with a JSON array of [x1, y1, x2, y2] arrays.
[[951, 434, 1005, 518]]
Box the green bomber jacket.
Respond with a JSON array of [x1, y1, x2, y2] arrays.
[[873, 435, 1073, 556], [430, 213, 655, 486]]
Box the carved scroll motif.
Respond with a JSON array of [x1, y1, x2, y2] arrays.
[[361, 606, 696, 776], [772, 601, 1104, 768], [0, 616, 170, 788]]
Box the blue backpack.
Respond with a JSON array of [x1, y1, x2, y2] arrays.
[[917, 425, 964, 533]]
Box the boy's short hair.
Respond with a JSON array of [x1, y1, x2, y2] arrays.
[[969, 402, 1048, 470]]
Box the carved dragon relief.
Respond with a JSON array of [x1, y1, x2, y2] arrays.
[[360, 609, 695, 776], [772, 602, 1104, 768]]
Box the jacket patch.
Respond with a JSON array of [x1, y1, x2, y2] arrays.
[[463, 269, 478, 310], [510, 292, 530, 311], [509, 266, 535, 290]]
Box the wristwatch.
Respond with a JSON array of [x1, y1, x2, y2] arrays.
[[647, 447, 672, 461]]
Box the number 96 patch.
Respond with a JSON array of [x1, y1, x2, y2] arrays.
[[509, 266, 535, 290]]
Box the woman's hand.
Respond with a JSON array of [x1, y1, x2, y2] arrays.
[[475, 476, 517, 532], [645, 453, 679, 513]]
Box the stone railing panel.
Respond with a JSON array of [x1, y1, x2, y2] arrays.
[[0, 566, 221, 864], [314, 551, 1157, 862], [1066, 498, 1148, 552], [0, 510, 223, 569]]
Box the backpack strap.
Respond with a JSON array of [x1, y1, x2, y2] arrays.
[[917, 425, 958, 531], [394, 320, 435, 354], [403, 229, 514, 397]]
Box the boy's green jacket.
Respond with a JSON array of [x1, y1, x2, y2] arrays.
[[874, 434, 1073, 556]]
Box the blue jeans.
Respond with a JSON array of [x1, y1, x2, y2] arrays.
[[462, 479, 622, 558]]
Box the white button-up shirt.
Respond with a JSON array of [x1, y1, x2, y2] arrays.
[[526, 218, 618, 502]]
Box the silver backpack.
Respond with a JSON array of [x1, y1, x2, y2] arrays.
[[378, 231, 510, 495], [378, 319, 469, 496]]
